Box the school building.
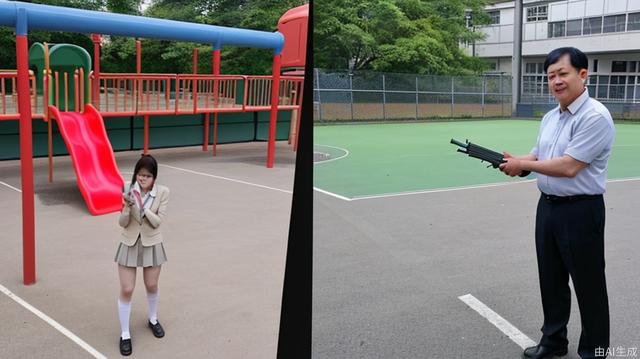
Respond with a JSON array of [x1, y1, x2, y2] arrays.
[[464, 0, 640, 117]]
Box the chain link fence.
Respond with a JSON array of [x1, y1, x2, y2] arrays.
[[313, 69, 513, 122], [313, 69, 640, 121]]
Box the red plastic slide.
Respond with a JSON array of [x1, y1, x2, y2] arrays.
[[48, 104, 124, 215]]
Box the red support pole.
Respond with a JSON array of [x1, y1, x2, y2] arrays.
[[212, 49, 220, 156], [203, 113, 209, 151], [294, 82, 304, 152], [91, 34, 101, 109], [267, 55, 282, 168], [144, 114, 149, 155], [17, 34, 36, 285], [136, 40, 142, 114]]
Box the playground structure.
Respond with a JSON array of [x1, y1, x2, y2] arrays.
[[0, 1, 308, 284]]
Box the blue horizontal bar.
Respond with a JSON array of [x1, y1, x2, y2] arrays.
[[0, 1, 284, 54]]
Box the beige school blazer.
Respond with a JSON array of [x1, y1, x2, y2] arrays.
[[118, 184, 170, 246]]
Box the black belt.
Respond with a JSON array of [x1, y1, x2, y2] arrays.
[[541, 192, 602, 203]]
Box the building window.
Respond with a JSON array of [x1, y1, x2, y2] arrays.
[[488, 11, 500, 25], [583, 17, 602, 35], [566, 19, 582, 36], [525, 63, 544, 74], [628, 12, 640, 31], [612, 61, 627, 72], [603, 14, 626, 33], [526, 5, 548, 22], [610, 75, 626, 99], [593, 59, 598, 72], [597, 75, 609, 99], [548, 21, 566, 38]]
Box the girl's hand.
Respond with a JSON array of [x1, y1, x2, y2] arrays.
[[122, 192, 134, 206]]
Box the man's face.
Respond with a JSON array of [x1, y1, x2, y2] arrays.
[[546, 54, 588, 108]]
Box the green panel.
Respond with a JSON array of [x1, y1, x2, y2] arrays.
[[0, 135, 19, 160], [0, 121, 19, 135], [236, 79, 245, 104], [133, 126, 203, 149], [48, 44, 92, 110], [133, 114, 202, 128], [32, 119, 53, 132], [255, 110, 292, 140], [28, 43, 46, 95], [33, 132, 69, 157], [211, 123, 256, 143], [104, 116, 132, 130], [0, 111, 269, 159], [107, 129, 133, 151], [217, 112, 254, 124]]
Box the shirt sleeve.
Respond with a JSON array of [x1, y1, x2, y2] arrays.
[[530, 113, 548, 158], [564, 111, 614, 164]]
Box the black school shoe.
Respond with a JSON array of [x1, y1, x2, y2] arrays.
[[148, 320, 165, 338], [522, 344, 568, 359], [119, 337, 132, 356]]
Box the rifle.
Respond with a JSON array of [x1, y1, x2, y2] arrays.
[[450, 138, 531, 177]]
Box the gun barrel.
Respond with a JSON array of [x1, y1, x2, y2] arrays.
[[450, 138, 468, 148]]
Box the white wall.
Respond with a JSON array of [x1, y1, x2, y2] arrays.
[[501, 8, 515, 25], [585, 0, 605, 16], [567, 0, 585, 19], [550, 2, 568, 21]]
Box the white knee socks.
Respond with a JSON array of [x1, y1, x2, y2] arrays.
[[118, 298, 132, 340], [147, 291, 158, 325]]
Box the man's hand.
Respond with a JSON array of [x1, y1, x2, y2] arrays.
[[499, 156, 523, 177]]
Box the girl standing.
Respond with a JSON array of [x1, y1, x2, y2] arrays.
[[115, 154, 170, 356]]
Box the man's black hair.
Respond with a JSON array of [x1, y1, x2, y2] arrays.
[[543, 47, 588, 73]]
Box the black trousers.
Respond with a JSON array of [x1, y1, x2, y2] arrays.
[[535, 194, 609, 359]]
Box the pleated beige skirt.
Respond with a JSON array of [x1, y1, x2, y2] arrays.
[[114, 237, 167, 267]]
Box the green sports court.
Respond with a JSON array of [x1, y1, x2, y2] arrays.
[[314, 119, 640, 199]]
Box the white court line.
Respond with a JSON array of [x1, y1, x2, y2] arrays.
[[351, 180, 537, 201], [608, 176, 640, 183], [0, 180, 22, 193], [159, 164, 292, 194], [0, 283, 107, 359], [459, 294, 536, 350], [315, 176, 640, 202], [313, 186, 352, 201], [313, 144, 350, 165]]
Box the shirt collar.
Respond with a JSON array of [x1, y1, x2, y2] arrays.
[[132, 181, 157, 197], [561, 87, 589, 115], [149, 183, 157, 197]]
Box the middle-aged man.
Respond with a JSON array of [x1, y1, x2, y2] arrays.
[[499, 47, 615, 359]]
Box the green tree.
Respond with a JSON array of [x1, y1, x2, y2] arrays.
[[0, 0, 106, 69], [315, 0, 492, 75], [140, 0, 305, 74]]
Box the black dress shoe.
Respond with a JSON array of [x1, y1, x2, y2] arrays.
[[148, 320, 165, 338], [119, 337, 132, 356], [522, 344, 568, 359]]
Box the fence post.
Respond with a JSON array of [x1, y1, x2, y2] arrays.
[[349, 73, 354, 121], [315, 68, 322, 121], [481, 76, 485, 118], [500, 74, 504, 117], [415, 76, 419, 120], [450, 76, 454, 117], [382, 74, 386, 120]]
